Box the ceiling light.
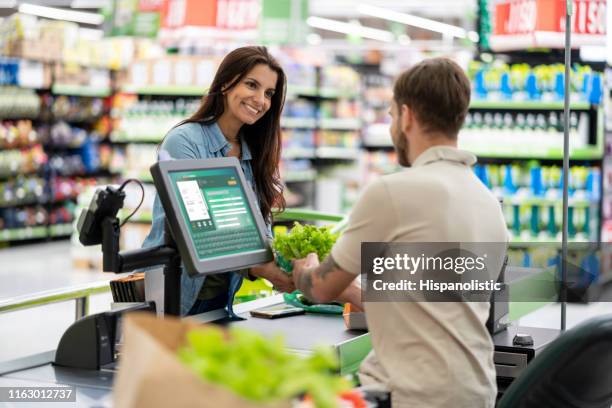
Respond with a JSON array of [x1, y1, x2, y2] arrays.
[[18, 3, 105, 25], [306, 33, 322, 45], [307, 16, 394, 43], [358, 4, 473, 41], [71, 0, 111, 8]]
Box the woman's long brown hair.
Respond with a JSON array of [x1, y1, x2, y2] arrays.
[[172, 46, 286, 223]]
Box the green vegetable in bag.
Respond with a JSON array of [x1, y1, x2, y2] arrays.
[[272, 222, 339, 274], [177, 326, 350, 408]]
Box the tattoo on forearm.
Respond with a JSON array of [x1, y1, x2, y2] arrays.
[[299, 271, 314, 300], [317, 254, 338, 280]]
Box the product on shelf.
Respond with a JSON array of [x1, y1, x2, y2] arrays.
[[474, 162, 600, 242], [468, 61, 603, 104], [0, 120, 39, 149], [460, 110, 591, 154], [111, 95, 199, 142], [50, 95, 105, 123], [0, 13, 135, 69], [0, 176, 46, 207], [122, 56, 221, 89], [0, 87, 41, 118], [0, 144, 47, 177], [320, 65, 361, 95]]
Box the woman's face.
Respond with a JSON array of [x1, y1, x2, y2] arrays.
[[224, 63, 278, 126]]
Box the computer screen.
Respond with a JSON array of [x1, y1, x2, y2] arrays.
[[151, 158, 272, 277], [170, 167, 264, 259]]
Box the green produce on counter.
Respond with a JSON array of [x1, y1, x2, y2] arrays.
[[272, 222, 339, 274], [177, 326, 350, 408]]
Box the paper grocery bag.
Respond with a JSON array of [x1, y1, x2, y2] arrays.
[[113, 313, 290, 408]]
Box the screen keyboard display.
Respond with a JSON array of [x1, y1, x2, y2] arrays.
[[170, 167, 265, 260], [193, 228, 262, 257]]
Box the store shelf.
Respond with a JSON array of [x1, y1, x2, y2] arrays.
[[315, 146, 360, 159], [281, 117, 317, 129], [318, 88, 359, 99], [283, 169, 316, 183], [319, 118, 361, 130], [110, 132, 165, 143], [282, 147, 316, 159], [120, 85, 207, 96], [52, 84, 112, 98], [501, 196, 597, 208], [0, 226, 47, 242], [469, 100, 592, 110], [509, 238, 594, 249], [461, 145, 603, 160], [49, 223, 74, 237], [286, 85, 318, 97]]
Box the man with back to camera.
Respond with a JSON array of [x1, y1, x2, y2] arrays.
[[291, 58, 508, 407]]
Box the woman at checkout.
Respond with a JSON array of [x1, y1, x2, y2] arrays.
[[142, 46, 295, 317]]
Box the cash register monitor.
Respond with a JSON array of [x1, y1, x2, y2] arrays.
[[150, 157, 273, 277]]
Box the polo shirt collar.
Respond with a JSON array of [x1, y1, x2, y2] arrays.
[[207, 122, 252, 161], [412, 145, 476, 167]]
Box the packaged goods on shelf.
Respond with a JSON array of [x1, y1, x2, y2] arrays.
[[473, 162, 600, 242], [0, 14, 63, 62], [53, 65, 111, 91], [0, 120, 39, 149], [468, 61, 603, 104], [281, 129, 316, 159], [0, 176, 46, 207], [320, 66, 361, 96], [316, 130, 360, 149], [50, 96, 105, 123], [111, 95, 199, 142], [0, 145, 47, 178], [0, 59, 50, 89], [122, 56, 221, 90], [459, 110, 591, 154], [0, 88, 41, 119], [0, 14, 134, 69]]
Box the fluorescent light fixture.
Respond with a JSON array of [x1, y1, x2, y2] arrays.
[[71, 0, 111, 8], [307, 16, 394, 42], [18, 3, 105, 25], [358, 4, 475, 41]]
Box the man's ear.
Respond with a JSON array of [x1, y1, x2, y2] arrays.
[[400, 104, 412, 134]]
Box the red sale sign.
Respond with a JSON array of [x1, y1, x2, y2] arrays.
[[491, 0, 607, 50], [161, 0, 259, 29]]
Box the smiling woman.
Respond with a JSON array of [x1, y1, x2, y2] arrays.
[[142, 46, 295, 317]]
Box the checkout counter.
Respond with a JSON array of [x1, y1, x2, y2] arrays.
[[0, 158, 561, 406]]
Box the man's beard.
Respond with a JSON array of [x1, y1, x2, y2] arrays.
[[393, 130, 411, 167]]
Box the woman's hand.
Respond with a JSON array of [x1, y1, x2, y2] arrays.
[[250, 261, 296, 293]]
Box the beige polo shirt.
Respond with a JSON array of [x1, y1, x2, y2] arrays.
[[331, 146, 508, 408]]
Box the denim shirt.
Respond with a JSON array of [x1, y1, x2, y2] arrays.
[[142, 121, 268, 317]]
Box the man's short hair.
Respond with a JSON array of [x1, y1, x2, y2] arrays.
[[393, 58, 471, 139]]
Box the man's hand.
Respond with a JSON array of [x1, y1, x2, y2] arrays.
[[250, 261, 296, 293], [291, 253, 355, 304]]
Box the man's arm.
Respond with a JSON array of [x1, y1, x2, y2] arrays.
[[292, 253, 356, 304]]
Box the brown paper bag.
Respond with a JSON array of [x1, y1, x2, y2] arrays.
[[113, 313, 291, 408]]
